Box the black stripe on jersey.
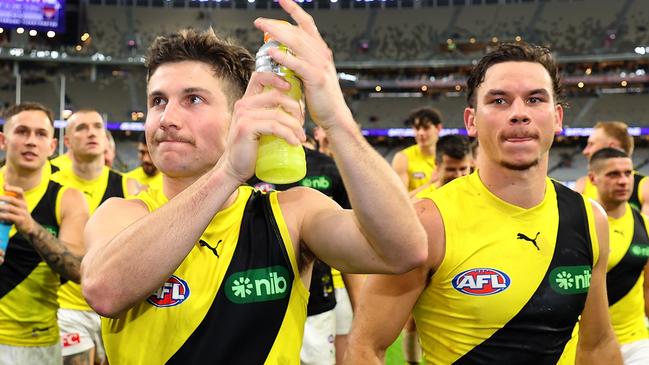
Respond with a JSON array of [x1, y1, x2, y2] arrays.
[[99, 170, 125, 205], [0, 181, 62, 299], [455, 181, 593, 365], [167, 190, 294, 364], [629, 173, 645, 210], [607, 207, 649, 306]]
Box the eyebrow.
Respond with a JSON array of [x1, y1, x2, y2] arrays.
[[148, 87, 213, 98], [484, 89, 550, 98]]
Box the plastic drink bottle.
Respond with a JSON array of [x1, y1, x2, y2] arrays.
[[254, 30, 307, 184], [0, 191, 17, 258]]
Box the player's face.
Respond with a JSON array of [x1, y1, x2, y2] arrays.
[[145, 61, 231, 178], [1, 110, 56, 172], [413, 122, 440, 149], [591, 157, 634, 205], [465, 61, 563, 171], [137, 142, 157, 176], [583, 128, 615, 160], [66, 112, 107, 160], [439, 155, 471, 186]]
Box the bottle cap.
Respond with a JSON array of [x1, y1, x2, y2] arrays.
[[263, 20, 292, 43]]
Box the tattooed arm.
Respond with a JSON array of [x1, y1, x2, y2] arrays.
[[1, 185, 88, 283]]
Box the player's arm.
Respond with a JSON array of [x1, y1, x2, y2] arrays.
[[81, 168, 241, 317], [341, 273, 364, 310], [643, 261, 649, 318], [638, 176, 649, 216], [574, 176, 587, 193], [258, 6, 427, 274], [575, 201, 622, 365], [344, 199, 442, 364], [391, 151, 410, 189], [0, 185, 87, 283]]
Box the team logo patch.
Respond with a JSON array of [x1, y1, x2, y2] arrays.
[[549, 266, 592, 295], [412, 171, 426, 180], [452, 268, 511, 296], [147, 275, 190, 307], [254, 182, 276, 193], [300, 175, 332, 191], [225, 266, 290, 304], [61, 333, 81, 347], [630, 244, 649, 258]]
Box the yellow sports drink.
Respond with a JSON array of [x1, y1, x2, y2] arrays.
[[254, 29, 307, 184]]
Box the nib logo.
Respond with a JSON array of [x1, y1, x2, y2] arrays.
[[549, 266, 591, 295], [231, 277, 253, 298], [225, 266, 291, 304]]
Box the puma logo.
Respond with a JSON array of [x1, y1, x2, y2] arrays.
[[199, 239, 222, 258], [613, 229, 624, 236], [517, 232, 540, 251]]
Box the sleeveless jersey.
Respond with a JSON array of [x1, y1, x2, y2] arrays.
[[606, 204, 649, 345], [415, 172, 599, 364], [401, 144, 436, 191], [583, 172, 646, 210], [124, 166, 163, 191], [52, 166, 127, 311], [0, 166, 65, 346], [102, 186, 309, 364], [49, 153, 72, 172]]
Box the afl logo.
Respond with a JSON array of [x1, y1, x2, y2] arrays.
[[452, 268, 511, 296], [254, 182, 276, 193], [147, 275, 191, 307]]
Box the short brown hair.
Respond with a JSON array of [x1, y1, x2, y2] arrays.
[[466, 42, 564, 108], [145, 28, 254, 106], [3, 102, 55, 131], [594, 121, 634, 156], [406, 107, 443, 128]]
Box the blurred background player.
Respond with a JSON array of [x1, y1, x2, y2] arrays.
[[575, 121, 649, 214], [52, 109, 138, 365], [588, 148, 649, 365], [391, 107, 443, 192], [124, 134, 162, 191], [0, 103, 87, 365]]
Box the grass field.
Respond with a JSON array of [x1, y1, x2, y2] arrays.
[[384, 334, 426, 365]]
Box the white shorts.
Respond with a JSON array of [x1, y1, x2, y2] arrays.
[[334, 287, 353, 335], [300, 310, 335, 365], [0, 342, 62, 365], [58, 308, 105, 361], [621, 339, 649, 365]]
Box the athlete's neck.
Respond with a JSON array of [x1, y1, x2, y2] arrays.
[[161, 170, 239, 211], [3, 163, 44, 192], [600, 200, 626, 219], [418, 144, 435, 156], [478, 157, 549, 209], [72, 154, 105, 180]]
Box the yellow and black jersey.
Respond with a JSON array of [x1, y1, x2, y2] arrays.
[[102, 186, 309, 364], [53, 166, 127, 311], [606, 204, 649, 345], [51, 166, 127, 214], [0, 167, 65, 346], [124, 166, 163, 191], [583, 173, 647, 211], [401, 144, 436, 191], [415, 172, 598, 364], [49, 153, 72, 172]]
